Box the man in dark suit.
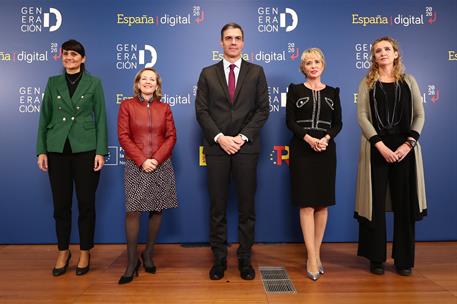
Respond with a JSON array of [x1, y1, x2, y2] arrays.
[[196, 23, 269, 280]]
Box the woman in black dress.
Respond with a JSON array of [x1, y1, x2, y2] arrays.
[[286, 48, 342, 281]]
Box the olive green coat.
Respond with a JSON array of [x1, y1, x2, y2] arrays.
[[355, 74, 427, 222]]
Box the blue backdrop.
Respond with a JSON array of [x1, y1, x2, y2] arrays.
[[1, 0, 456, 244]]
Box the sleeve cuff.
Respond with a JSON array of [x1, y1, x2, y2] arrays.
[[214, 133, 223, 143], [239, 134, 248, 142], [408, 130, 420, 141], [369, 135, 382, 145], [326, 131, 334, 139]]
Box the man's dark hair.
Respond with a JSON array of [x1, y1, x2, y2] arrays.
[[220, 23, 244, 41]]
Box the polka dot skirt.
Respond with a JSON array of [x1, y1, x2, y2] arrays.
[[124, 158, 178, 212]]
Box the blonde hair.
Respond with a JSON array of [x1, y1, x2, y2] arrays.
[[299, 48, 326, 76], [366, 36, 405, 88], [133, 67, 163, 99]]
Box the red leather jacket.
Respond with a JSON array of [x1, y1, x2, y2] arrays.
[[118, 97, 176, 167]]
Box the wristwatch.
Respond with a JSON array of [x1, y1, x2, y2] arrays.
[[406, 139, 417, 148]]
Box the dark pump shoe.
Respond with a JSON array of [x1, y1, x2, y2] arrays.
[[209, 260, 227, 280], [238, 259, 255, 280], [370, 262, 385, 275], [52, 251, 71, 277], [396, 267, 412, 276], [141, 251, 156, 274], [76, 253, 91, 276], [118, 260, 141, 285]]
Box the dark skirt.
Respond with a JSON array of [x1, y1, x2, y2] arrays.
[[124, 159, 178, 212], [289, 138, 336, 207]]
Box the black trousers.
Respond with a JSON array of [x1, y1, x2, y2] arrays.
[[47, 149, 100, 251], [206, 153, 258, 260], [358, 136, 417, 268]]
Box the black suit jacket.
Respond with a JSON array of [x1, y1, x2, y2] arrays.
[[195, 60, 269, 155]]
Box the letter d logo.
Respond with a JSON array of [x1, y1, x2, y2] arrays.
[[281, 92, 287, 107], [44, 8, 62, 32], [139, 45, 157, 68], [280, 8, 298, 32]]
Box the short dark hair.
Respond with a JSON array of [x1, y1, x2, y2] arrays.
[[61, 39, 86, 72], [220, 23, 244, 41], [61, 39, 85, 57]]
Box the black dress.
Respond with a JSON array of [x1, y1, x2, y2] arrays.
[[286, 83, 342, 207]]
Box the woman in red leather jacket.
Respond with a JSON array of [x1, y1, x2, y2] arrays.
[[117, 67, 178, 284]]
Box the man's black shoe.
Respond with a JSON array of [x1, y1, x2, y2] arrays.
[[238, 258, 255, 280], [209, 260, 227, 280], [396, 266, 412, 276]]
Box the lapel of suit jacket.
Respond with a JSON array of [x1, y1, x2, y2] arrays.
[[215, 61, 231, 103], [233, 59, 249, 104], [55, 75, 73, 110], [72, 72, 91, 107]]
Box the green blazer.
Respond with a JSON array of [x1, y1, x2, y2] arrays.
[[36, 72, 108, 155]]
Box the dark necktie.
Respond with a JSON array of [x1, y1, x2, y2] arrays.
[[228, 64, 236, 102]]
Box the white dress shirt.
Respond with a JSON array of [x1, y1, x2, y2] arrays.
[[214, 58, 248, 143], [222, 57, 242, 86]]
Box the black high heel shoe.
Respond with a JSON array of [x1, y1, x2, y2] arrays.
[[76, 253, 91, 276], [141, 251, 156, 274], [118, 260, 141, 284], [52, 251, 71, 277]]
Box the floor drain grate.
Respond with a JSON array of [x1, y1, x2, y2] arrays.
[[259, 266, 296, 294]]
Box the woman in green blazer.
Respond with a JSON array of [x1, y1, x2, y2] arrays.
[[36, 39, 108, 277]]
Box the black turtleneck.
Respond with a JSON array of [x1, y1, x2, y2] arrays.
[[63, 71, 83, 153], [65, 71, 82, 98]]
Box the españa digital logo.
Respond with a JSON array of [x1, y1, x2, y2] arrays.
[[0, 42, 62, 65], [115, 91, 191, 107], [211, 42, 300, 64], [20, 7, 62, 32], [352, 7, 437, 27], [116, 5, 205, 27]]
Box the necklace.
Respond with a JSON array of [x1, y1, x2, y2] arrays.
[[66, 72, 82, 85], [372, 80, 403, 130]]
